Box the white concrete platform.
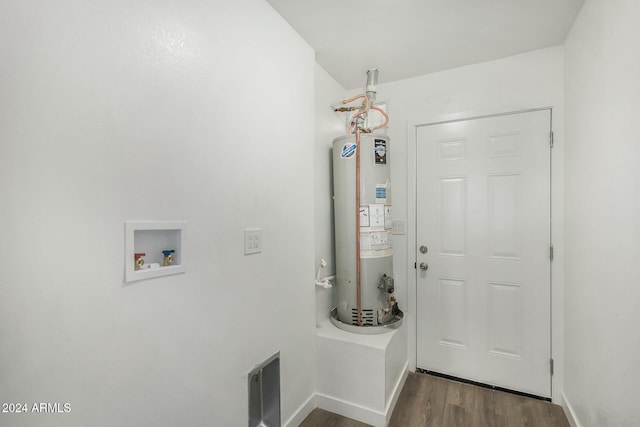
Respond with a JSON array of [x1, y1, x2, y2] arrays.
[[314, 319, 408, 427]]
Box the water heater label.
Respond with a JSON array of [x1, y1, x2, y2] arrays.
[[374, 139, 387, 165], [359, 206, 370, 227], [341, 142, 357, 159], [360, 203, 393, 257], [368, 204, 385, 230], [375, 184, 387, 203], [385, 205, 393, 230], [360, 230, 393, 258]]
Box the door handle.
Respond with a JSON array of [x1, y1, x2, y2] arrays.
[[419, 262, 429, 271]]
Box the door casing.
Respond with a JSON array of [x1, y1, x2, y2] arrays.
[[405, 106, 563, 402]]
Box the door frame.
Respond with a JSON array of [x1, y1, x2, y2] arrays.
[[406, 105, 564, 402]]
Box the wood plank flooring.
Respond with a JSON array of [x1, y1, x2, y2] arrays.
[[300, 372, 569, 427]]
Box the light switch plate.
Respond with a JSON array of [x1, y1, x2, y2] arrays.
[[244, 228, 262, 255], [392, 220, 406, 235]]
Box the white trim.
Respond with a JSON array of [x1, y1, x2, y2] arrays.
[[308, 365, 408, 427], [407, 105, 563, 399], [316, 393, 385, 427], [407, 117, 418, 373], [283, 393, 316, 427], [385, 363, 409, 425], [561, 392, 582, 427], [406, 104, 555, 129]]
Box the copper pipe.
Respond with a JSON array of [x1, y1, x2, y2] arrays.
[[370, 105, 390, 129], [355, 126, 362, 326], [342, 93, 369, 106], [349, 101, 369, 130], [342, 94, 370, 134]]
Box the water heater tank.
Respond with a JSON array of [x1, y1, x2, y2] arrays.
[[332, 133, 402, 332]]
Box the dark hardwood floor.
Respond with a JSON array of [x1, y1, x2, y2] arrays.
[[300, 372, 569, 427]]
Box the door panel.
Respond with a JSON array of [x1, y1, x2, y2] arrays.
[[416, 110, 551, 398]]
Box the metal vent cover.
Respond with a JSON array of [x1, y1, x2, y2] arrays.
[[248, 353, 280, 427]]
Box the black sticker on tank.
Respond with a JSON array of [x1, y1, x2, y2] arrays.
[[374, 139, 387, 165]]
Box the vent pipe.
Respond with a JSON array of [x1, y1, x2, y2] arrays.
[[365, 69, 379, 104]]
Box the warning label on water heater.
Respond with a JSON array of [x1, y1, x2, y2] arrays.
[[359, 203, 393, 258], [360, 231, 393, 258], [374, 139, 387, 165], [359, 206, 370, 227]]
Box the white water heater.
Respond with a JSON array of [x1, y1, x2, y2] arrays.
[[331, 133, 402, 333]]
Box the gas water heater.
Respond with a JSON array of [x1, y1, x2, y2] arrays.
[[330, 76, 403, 334]]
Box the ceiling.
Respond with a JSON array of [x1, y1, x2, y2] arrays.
[[266, 0, 584, 90]]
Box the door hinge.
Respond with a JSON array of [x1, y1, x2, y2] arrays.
[[549, 245, 554, 262], [550, 358, 554, 375], [550, 131, 554, 148]]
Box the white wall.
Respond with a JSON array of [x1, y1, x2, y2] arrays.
[[563, 1, 640, 425], [0, 1, 316, 426], [314, 64, 346, 326], [347, 46, 565, 399]]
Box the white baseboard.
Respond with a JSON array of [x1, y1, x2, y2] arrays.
[[283, 393, 316, 427], [385, 362, 409, 425], [316, 392, 387, 427], [312, 364, 409, 427], [561, 391, 582, 427]]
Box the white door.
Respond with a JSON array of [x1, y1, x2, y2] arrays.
[[415, 109, 552, 398]]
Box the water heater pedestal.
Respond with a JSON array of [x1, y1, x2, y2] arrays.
[[315, 318, 408, 426]]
